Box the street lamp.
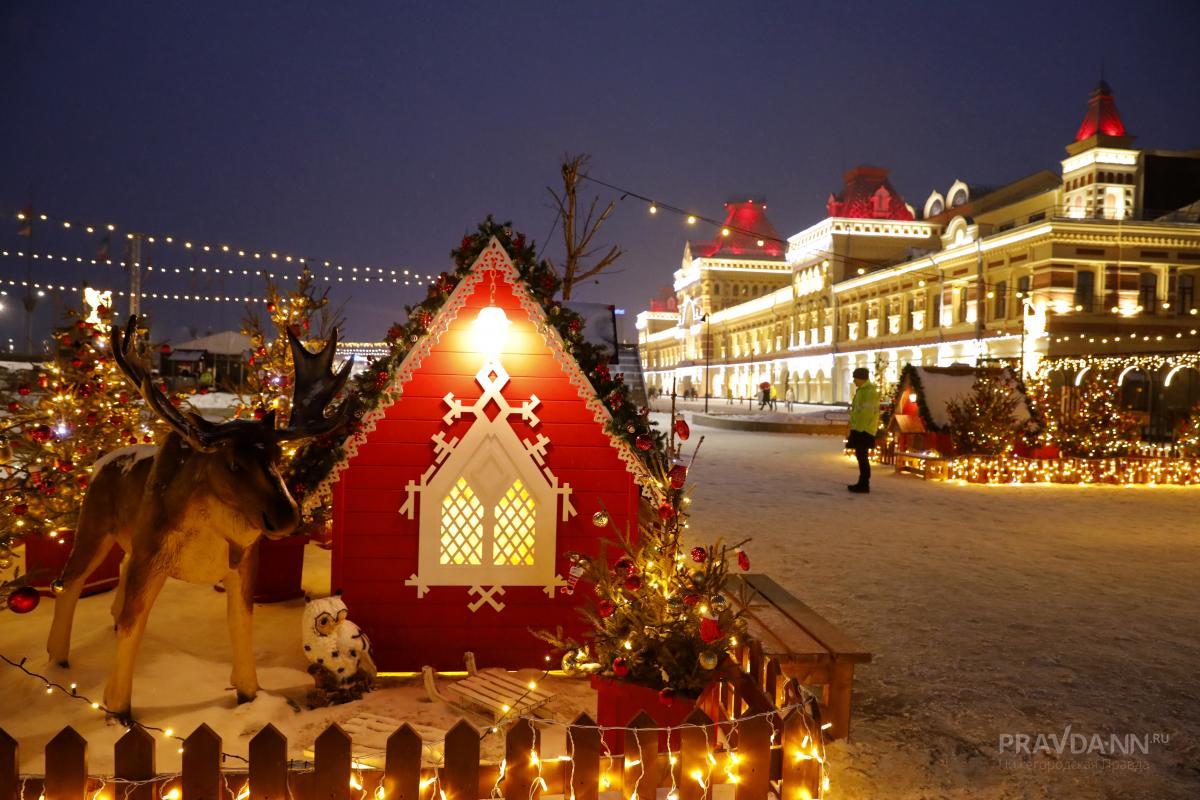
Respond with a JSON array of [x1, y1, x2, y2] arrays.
[[700, 313, 712, 413]]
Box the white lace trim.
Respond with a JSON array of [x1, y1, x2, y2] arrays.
[[305, 238, 657, 513]]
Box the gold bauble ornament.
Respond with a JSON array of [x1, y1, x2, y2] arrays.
[[592, 510, 609, 528], [698, 651, 719, 670]]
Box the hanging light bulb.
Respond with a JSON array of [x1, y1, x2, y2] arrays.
[[473, 306, 511, 359]]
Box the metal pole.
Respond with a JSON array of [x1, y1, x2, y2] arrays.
[[128, 234, 143, 317], [703, 314, 711, 413]]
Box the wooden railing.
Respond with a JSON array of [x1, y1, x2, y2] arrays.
[[1, 702, 827, 800]]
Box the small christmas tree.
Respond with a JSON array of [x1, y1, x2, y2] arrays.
[[1176, 404, 1200, 457], [239, 266, 344, 440], [0, 302, 169, 604], [537, 418, 752, 699], [1048, 368, 1142, 457], [946, 370, 1021, 455]]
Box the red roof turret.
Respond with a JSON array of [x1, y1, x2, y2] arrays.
[[689, 200, 786, 260], [826, 166, 914, 221], [1075, 79, 1127, 141]]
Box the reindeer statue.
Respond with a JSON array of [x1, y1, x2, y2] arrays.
[[46, 315, 354, 720]]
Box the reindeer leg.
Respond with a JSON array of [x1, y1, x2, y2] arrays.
[[47, 521, 116, 668], [103, 553, 168, 722], [224, 543, 260, 703], [110, 553, 130, 629]]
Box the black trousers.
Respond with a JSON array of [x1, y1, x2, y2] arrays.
[[848, 429, 872, 486]]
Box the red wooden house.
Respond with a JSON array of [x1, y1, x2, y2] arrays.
[[309, 239, 652, 670]]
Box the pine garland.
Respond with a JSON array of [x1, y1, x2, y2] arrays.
[[288, 216, 668, 510]]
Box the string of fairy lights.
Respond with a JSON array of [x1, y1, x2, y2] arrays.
[[0, 248, 436, 286], [10, 208, 439, 285], [0, 651, 831, 798]]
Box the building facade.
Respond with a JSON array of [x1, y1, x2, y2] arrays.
[[638, 82, 1200, 411]]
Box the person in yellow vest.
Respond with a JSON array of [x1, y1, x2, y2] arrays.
[[847, 367, 880, 494]]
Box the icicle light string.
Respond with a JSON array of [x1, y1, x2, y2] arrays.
[[11, 209, 436, 285], [0, 248, 436, 286], [577, 174, 1196, 297]]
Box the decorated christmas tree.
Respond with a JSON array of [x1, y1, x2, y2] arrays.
[[945, 370, 1021, 455], [537, 419, 753, 697], [1176, 404, 1200, 457], [1042, 368, 1142, 457], [238, 265, 343, 430], [0, 301, 169, 611]]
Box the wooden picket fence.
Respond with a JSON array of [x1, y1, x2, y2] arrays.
[[1, 641, 830, 800], [0, 705, 826, 800]]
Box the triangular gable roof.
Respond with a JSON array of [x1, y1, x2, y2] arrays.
[[307, 238, 655, 508]]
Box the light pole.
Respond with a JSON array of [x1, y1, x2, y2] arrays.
[[700, 313, 711, 413]]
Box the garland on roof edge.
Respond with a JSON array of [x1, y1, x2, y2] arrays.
[[288, 217, 669, 512]]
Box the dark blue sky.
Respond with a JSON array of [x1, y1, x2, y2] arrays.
[[3, 0, 1199, 345]]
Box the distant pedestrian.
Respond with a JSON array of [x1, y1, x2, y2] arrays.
[[769, 385, 778, 411], [847, 367, 880, 494], [758, 382, 770, 410]]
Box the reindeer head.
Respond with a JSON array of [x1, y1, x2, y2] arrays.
[[111, 316, 354, 540]]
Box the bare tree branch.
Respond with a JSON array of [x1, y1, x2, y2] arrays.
[[548, 153, 624, 300]]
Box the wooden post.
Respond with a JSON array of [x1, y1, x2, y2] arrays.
[[181, 725, 220, 800], [249, 725, 288, 800], [44, 727, 87, 800], [314, 724, 352, 800], [827, 661, 854, 740], [441, 721, 479, 800], [0, 729, 18, 800], [502, 719, 538, 800], [622, 712, 656, 800], [779, 708, 820, 800], [566, 714, 600, 800], [731, 715, 770, 800], [115, 727, 156, 800], [384, 725, 422, 800], [678, 709, 712, 800]]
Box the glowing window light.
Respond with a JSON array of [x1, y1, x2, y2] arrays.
[[440, 478, 484, 565], [492, 480, 536, 566]]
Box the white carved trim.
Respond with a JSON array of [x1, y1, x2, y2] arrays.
[[307, 238, 656, 512]]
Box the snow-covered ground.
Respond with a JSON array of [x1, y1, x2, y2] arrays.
[[2, 418, 1198, 798]]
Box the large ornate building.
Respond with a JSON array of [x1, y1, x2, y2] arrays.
[[638, 81, 1200, 409]]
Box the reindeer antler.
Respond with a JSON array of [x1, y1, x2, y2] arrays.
[[111, 316, 267, 451], [275, 327, 355, 441]]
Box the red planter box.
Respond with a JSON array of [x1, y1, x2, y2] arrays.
[[592, 675, 720, 754], [253, 534, 309, 603], [24, 530, 123, 597]]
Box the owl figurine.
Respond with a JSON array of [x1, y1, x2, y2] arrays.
[[302, 593, 377, 706]]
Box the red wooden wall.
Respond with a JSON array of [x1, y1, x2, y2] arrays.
[[332, 269, 641, 670]]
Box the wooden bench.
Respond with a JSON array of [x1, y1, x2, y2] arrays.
[[726, 573, 871, 740]]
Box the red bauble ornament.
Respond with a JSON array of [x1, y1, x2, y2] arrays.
[[12, 503, 28, 516], [597, 599, 615, 618], [737, 549, 750, 571], [668, 464, 688, 489], [635, 434, 652, 451], [57, 460, 73, 473], [658, 502, 676, 521], [608, 390, 623, 407], [160, 344, 171, 355], [7, 586, 40, 614], [683, 593, 700, 607], [17, 386, 30, 396], [613, 557, 634, 576], [266, 302, 277, 314], [253, 408, 266, 420], [71, 359, 83, 368], [7, 401, 19, 413], [118, 392, 129, 403], [690, 546, 707, 563], [76, 475, 89, 489], [699, 617, 722, 644], [674, 419, 690, 440], [612, 657, 629, 677], [658, 688, 676, 707], [624, 574, 642, 591]]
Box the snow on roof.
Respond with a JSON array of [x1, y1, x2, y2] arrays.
[[911, 366, 1031, 429], [173, 331, 251, 355]]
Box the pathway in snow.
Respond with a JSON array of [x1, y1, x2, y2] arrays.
[[677, 417, 1200, 799]]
